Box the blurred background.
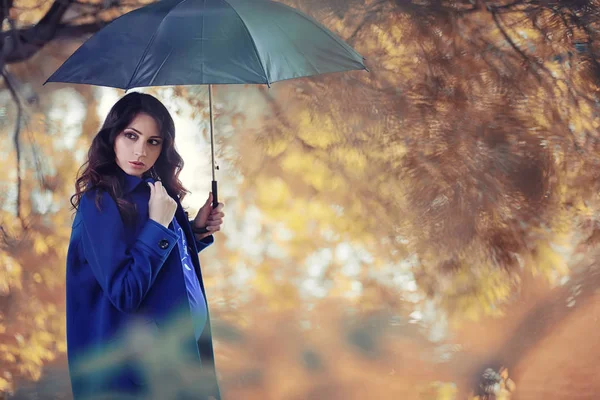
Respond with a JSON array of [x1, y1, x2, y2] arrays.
[[2, 0, 600, 399]]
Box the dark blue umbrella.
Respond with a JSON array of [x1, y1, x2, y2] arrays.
[[46, 0, 368, 231]]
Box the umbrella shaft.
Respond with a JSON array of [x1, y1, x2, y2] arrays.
[[208, 84, 216, 181]]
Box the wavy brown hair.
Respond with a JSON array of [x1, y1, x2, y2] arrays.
[[70, 92, 189, 226]]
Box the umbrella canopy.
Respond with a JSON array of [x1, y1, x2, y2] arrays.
[[45, 0, 367, 89], [46, 0, 368, 232]]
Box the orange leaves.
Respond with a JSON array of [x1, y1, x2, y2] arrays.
[[0, 83, 90, 392]]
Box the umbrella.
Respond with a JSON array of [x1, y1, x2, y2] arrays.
[[46, 0, 368, 232]]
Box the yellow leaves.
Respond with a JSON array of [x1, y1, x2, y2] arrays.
[[253, 264, 276, 297], [11, 0, 53, 26], [281, 152, 343, 191], [434, 258, 515, 322], [252, 264, 299, 311], [56, 341, 67, 353], [255, 178, 313, 232], [329, 276, 357, 299], [419, 381, 457, 400], [33, 235, 49, 255], [0, 217, 67, 388], [436, 382, 458, 400], [0, 304, 65, 386], [0, 377, 12, 393], [255, 176, 373, 243], [531, 241, 569, 282], [264, 137, 289, 157], [0, 210, 21, 235], [365, 23, 405, 61], [297, 110, 341, 149], [0, 252, 23, 295], [256, 178, 292, 209], [19, 363, 42, 382], [303, 201, 330, 224], [278, 109, 371, 188], [33, 273, 43, 284], [331, 147, 367, 177], [379, 142, 408, 165], [34, 313, 47, 329]]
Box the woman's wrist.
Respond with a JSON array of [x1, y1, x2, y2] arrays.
[[194, 231, 212, 241], [190, 222, 212, 241], [191, 223, 209, 235]]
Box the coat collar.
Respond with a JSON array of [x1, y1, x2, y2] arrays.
[[117, 167, 154, 194], [117, 168, 182, 208]]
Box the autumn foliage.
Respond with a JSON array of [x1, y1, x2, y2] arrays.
[[2, 0, 600, 399]]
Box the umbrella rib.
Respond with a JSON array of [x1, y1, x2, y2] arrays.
[[221, 0, 270, 86], [125, 0, 190, 89], [149, 48, 174, 86]]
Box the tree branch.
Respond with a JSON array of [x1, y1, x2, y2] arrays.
[[0, 0, 14, 25], [1, 0, 75, 64], [53, 20, 113, 39], [490, 9, 542, 80], [1, 68, 24, 227]]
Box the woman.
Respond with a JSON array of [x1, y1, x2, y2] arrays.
[[66, 92, 224, 400]]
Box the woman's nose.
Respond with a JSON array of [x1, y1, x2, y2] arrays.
[[134, 144, 147, 156]]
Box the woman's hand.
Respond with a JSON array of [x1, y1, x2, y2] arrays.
[[147, 181, 177, 228], [193, 192, 224, 239]]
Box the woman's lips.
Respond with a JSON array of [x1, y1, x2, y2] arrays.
[[129, 161, 145, 169]]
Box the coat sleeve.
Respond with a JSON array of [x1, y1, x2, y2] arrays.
[[79, 190, 179, 313], [188, 219, 214, 253]]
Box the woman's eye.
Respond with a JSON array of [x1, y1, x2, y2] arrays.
[[125, 132, 137, 140], [149, 139, 161, 146]]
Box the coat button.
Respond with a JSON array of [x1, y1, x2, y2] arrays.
[[158, 239, 169, 250]]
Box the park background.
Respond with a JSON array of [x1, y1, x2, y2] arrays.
[[2, 0, 600, 398]]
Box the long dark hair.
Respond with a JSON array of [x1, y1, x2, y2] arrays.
[[70, 92, 189, 225]]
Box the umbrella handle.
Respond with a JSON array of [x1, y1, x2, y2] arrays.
[[191, 180, 219, 236], [212, 180, 219, 209]]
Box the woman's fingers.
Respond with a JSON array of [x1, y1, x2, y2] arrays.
[[207, 224, 221, 231], [208, 212, 224, 220], [202, 201, 224, 233], [154, 181, 168, 198]]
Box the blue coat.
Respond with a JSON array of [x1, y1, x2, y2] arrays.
[[65, 169, 221, 399]]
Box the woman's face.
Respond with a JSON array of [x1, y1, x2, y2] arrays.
[[114, 112, 163, 178]]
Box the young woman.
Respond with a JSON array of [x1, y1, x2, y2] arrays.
[[66, 92, 224, 399]]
